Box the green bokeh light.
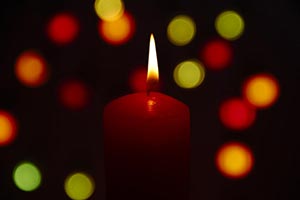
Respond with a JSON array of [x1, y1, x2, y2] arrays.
[[13, 161, 42, 192], [64, 172, 95, 200], [215, 10, 244, 40], [173, 60, 205, 89], [167, 15, 196, 46]]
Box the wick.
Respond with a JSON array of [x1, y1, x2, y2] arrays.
[[146, 78, 158, 96]]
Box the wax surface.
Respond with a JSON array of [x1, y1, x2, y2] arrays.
[[103, 92, 190, 200]]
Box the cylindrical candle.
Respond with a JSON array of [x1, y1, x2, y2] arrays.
[[103, 34, 190, 200]]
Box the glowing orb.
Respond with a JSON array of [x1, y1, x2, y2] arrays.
[[94, 0, 124, 21], [167, 15, 196, 46], [219, 98, 256, 130], [201, 39, 233, 70], [98, 12, 135, 45], [15, 50, 48, 87], [13, 161, 42, 191], [243, 74, 279, 108], [216, 141, 254, 179], [58, 79, 90, 110], [47, 13, 79, 45], [129, 67, 147, 92], [173, 60, 205, 89], [0, 110, 17, 146], [64, 172, 95, 200], [215, 11, 244, 40]]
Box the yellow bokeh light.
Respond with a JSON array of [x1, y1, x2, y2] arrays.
[[13, 161, 42, 192], [99, 12, 135, 45], [215, 10, 244, 40], [216, 142, 254, 179], [173, 60, 205, 89], [167, 15, 196, 46], [15, 50, 48, 87], [64, 172, 95, 200], [243, 74, 279, 108], [94, 0, 124, 21]]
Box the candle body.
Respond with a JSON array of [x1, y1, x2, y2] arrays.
[[103, 92, 190, 200]]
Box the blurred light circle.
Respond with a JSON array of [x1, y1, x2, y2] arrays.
[[167, 15, 196, 46], [243, 73, 280, 108], [99, 12, 135, 45], [216, 141, 254, 179], [13, 161, 42, 192], [219, 98, 256, 130], [129, 67, 147, 92], [0, 110, 17, 146], [64, 172, 95, 200], [173, 60, 205, 89], [94, 0, 124, 21], [215, 11, 244, 40], [201, 39, 233, 70], [15, 50, 49, 87], [58, 79, 90, 110], [47, 13, 79, 45]]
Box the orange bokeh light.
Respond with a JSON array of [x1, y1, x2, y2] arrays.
[[15, 50, 48, 87], [0, 110, 17, 146], [47, 13, 79, 45], [58, 79, 90, 110], [219, 98, 256, 130], [98, 12, 135, 45], [243, 73, 280, 109], [216, 141, 254, 179], [201, 39, 233, 70]]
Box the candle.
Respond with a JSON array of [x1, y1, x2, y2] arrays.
[[103, 34, 190, 200]]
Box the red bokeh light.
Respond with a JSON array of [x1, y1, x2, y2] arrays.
[[47, 13, 79, 45], [219, 98, 256, 130], [201, 39, 233, 70], [58, 79, 90, 110], [129, 67, 147, 92], [0, 110, 18, 146]]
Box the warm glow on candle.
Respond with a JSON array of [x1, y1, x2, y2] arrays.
[[147, 34, 159, 92]]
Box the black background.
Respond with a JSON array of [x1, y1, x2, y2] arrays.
[[0, 0, 299, 199]]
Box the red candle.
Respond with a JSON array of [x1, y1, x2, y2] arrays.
[[103, 34, 190, 200]]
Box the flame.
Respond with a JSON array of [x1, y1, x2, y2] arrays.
[[147, 34, 159, 92]]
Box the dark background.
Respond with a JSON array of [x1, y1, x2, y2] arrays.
[[0, 0, 299, 199]]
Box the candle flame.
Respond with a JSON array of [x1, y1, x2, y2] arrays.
[[147, 34, 159, 92]]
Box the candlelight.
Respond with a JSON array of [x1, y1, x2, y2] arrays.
[[147, 34, 159, 92]]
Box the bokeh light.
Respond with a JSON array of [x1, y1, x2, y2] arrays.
[[58, 79, 90, 110], [129, 67, 147, 92], [47, 13, 79, 45], [167, 15, 196, 46], [173, 60, 205, 89], [94, 0, 124, 21], [243, 73, 280, 109], [201, 39, 233, 70], [15, 50, 49, 87], [219, 98, 256, 130], [98, 12, 135, 45], [215, 10, 244, 40], [64, 172, 95, 200], [13, 161, 42, 192], [216, 141, 254, 179], [0, 110, 17, 146]]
